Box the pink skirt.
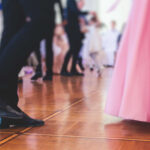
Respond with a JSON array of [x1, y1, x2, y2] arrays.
[[105, 0, 150, 122]]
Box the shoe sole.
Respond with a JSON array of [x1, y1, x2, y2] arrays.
[[16, 122, 44, 127]]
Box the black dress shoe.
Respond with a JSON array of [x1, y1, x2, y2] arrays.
[[0, 116, 44, 129], [12, 115, 44, 127], [0, 105, 24, 119], [43, 74, 52, 81], [61, 71, 72, 76], [71, 71, 84, 76], [31, 72, 42, 81], [14, 107, 44, 127]]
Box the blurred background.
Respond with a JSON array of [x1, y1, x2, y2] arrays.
[[0, 0, 133, 79], [0, 0, 132, 36]]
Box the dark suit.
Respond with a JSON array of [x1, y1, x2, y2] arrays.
[[0, 0, 53, 109], [61, 0, 88, 73], [35, 0, 63, 76]]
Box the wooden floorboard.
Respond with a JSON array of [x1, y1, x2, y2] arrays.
[[0, 69, 150, 150]]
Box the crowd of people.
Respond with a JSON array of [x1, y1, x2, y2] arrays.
[[18, 0, 106, 81], [0, 0, 123, 83], [16, 1, 123, 81], [0, 0, 123, 128]]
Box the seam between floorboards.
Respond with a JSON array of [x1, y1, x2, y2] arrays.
[[22, 133, 150, 142], [0, 90, 97, 146]]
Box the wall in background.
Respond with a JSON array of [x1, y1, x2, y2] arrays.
[[0, 0, 132, 33], [84, 0, 132, 30], [99, 0, 132, 30]]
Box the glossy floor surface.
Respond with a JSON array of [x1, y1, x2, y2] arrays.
[[0, 69, 150, 150]]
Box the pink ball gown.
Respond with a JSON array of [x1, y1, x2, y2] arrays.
[[105, 0, 150, 122]]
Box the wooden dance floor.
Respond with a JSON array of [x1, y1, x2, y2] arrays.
[[0, 69, 150, 150]]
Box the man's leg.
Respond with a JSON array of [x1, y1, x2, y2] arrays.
[[0, 0, 25, 52], [71, 40, 84, 76], [77, 57, 85, 71], [35, 46, 42, 73], [61, 30, 73, 76], [44, 23, 55, 80], [0, 0, 25, 108], [71, 48, 80, 73], [0, 0, 51, 119], [61, 50, 72, 73]]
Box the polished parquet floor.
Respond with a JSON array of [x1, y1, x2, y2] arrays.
[[0, 69, 150, 150]]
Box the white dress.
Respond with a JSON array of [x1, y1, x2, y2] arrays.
[[103, 29, 119, 65], [81, 25, 105, 70]]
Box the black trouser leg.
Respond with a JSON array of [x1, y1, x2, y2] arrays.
[[71, 49, 80, 72], [34, 44, 42, 73], [61, 29, 75, 73], [0, 0, 51, 107], [61, 49, 73, 73], [0, 0, 25, 53], [70, 40, 82, 73], [63, 29, 82, 73], [45, 25, 55, 75], [77, 56, 84, 71], [0, 0, 25, 107], [77, 40, 84, 71]]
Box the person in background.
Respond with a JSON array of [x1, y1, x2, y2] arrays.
[[61, 0, 89, 76], [76, 15, 88, 72], [31, 0, 64, 81], [103, 20, 120, 67], [53, 24, 69, 73], [82, 14, 104, 76]]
